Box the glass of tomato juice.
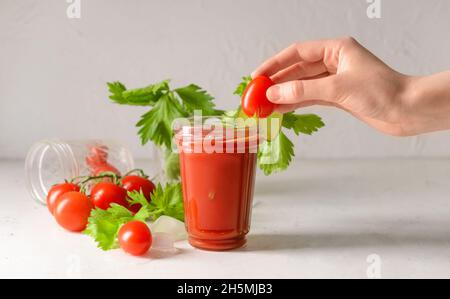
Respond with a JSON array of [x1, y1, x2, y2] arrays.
[[174, 116, 258, 250]]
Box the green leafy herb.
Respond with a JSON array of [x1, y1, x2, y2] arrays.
[[136, 93, 186, 148], [146, 183, 184, 222], [85, 183, 184, 250], [127, 191, 153, 222], [122, 80, 169, 106], [282, 112, 325, 135], [174, 84, 218, 116], [127, 183, 184, 222], [107, 80, 221, 147], [257, 131, 295, 175], [233, 75, 252, 97], [84, 204, 134, 250], [107, 80, 169, 106], [164, 149, 181, 181], [107, 81, 127, 103], [261, 112, 284, 141]]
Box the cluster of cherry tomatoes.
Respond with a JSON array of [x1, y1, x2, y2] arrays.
[[47, 168, 156, 256]]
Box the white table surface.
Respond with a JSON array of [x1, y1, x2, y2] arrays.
[[1, 158, 450, 279]]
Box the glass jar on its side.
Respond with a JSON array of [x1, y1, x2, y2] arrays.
[[25, 139, 134, 205]]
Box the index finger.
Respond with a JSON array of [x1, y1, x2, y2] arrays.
[[252, 39, 338, 78]]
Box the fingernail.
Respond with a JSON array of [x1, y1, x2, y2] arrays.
[[266, 85, 281, 102]]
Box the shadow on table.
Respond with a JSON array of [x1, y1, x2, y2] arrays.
[[241, 231, 450, 252]]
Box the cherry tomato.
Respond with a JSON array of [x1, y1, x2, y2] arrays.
[[89, 145, 109, 164], [241, 75, 276, 118], [121, 175, 155, 213], [118, 221, 152, 256], [53, 191, 93, 232], [85, 145, 121, 176], [90, 182, 128, 210], [47, 183, 80, 215]]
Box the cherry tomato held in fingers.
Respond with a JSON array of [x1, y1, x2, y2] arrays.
[[118, 220, 152, 256], [121, 175, 156, 213], [241, 75, 276, 118], [53, 191, 93, 232], [47, 183, 80, 215], [90, 182, 128, 210]]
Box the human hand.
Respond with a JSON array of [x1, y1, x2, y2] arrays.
[[252, 37, 450, 136]]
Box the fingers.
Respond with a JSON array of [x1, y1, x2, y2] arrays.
[[252, 39, 341, 78], [274, 104, 300, 113], [270, 61, 328, 83], [252, 43, 302, 78], [274, 100, 338, 113], [267, 76, 342, 104]]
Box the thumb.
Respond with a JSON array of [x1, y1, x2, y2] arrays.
[[266, 76, 342, 104]]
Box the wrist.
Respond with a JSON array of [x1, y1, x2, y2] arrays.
[[395, 75, 421, 135], [401, 72, 450, 135]]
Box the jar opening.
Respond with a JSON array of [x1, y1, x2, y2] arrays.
[[25, 140, 78, 205], [173, 116, 259, 154]]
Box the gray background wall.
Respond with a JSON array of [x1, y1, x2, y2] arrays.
[[1, 0, 449, 159]]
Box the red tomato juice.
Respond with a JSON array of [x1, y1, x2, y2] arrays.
[[176, 124, 258, 250]]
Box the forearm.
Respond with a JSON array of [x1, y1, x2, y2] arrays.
[[403, 71, 450, 134]]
